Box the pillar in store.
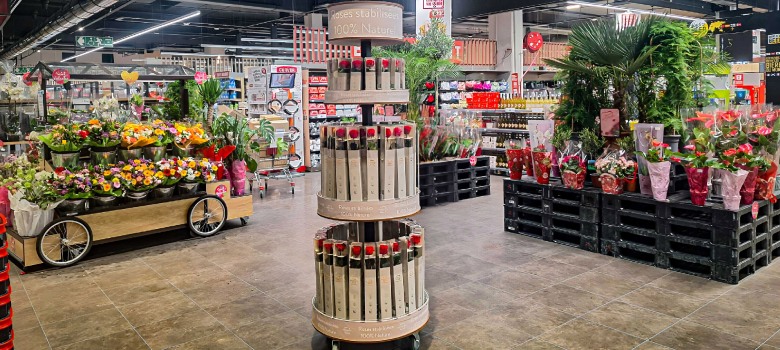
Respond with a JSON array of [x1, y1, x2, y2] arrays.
[[415, 0, 452, 36], [489, 10, 523, 92]]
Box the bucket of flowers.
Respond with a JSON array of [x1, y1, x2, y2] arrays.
[[153, 158, 184, 199], [37, 124, 87, 170], [173, 123, 209, 157], [83, 119, 121, 166], [118, 159, 161, 202], [119, 123, 155, 162], [9, 169, 62, 237], [144, 119, 177, 162], [177, 157, 218, 195], [90, 164, 123, 208], [595, 154, 636, 195], [52, 167, 92, 214]]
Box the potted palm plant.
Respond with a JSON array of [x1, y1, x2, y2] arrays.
[[197, 78, 224, 133]]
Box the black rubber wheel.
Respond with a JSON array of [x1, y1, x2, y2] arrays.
[[36, 217, 93, 267], [187, 195, 228, 237], [240, 217, 249, 226]]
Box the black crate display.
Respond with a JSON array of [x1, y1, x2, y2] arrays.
[[420, 157, 491, 207], [503, 178, 780, 284]]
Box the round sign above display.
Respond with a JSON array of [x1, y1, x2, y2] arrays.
[[327, 1, 404, 46], [524, 32, 544, 53], [52, 69, 70, 85]]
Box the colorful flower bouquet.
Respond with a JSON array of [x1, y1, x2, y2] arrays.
[[120, 123, 155, 149], [149, 119, 177, 147], [91, 164, 123, 197], [179, 157, 218, 183], [595, 155, 635, 195], [173, 122, 209, 155], [636, 139, 672, 201], [672, 127, 716, 206], [560, 155, 586, 189], [155, 158, 184, 187], [38, 124, 86, 153], [118, 159, 162, 193], [51, 167, 92, 199], [83, 119, 121, 150]]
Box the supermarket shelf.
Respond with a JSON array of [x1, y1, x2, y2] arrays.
[[309, 116, 345, 120], [309, 100, 326, 103], [482, 147, 506, 152], [478, 128, 530, 133], [307, 83, 329, 87], [218, 98, 243, 102], [441, 108, 533, 113]]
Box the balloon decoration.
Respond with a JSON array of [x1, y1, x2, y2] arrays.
[[21, 72, 33, 86], [523, 32, 544, 53], [120, 70, 139, 85]]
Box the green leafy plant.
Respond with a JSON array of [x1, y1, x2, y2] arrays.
[[636, 140, 672, 162], [213, 113, 274, 173], [560, 155, 586, 173], [616, 135, 636, 155], [580, 128, 604, 158], [163, 80, 203, 120], [551, 126, 571, 151], [196, 78, 224, 132]]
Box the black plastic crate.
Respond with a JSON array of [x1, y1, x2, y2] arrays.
[[665, 218, 753, 248], [657, 234, 753, 268], [419, 191, 457, 207], [770, 239, 780, 263], [754, 249, 770, 271], [419, 160, 456, 176], [665, 196, 767, 232], [603, 192, 666, 217], [517, 208, 548, 226], [711, 262, 755, 284], [545, 185, 601, 207], [601, 224, 658, 249], [549, 228, 598, 252], [601, 240, 667, 267], [547, 199, 600, 222], [457, 185, 490, 200], [455, 156, 489, 170], [602, 208, 664, 234], [516, 195, 545, 212], [668, 174, 690, 193], [504, 179, 546, 198], [508, 219, 548, 240], [549, 216, 599, 238]]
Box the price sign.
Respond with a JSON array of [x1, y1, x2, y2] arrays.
[[52, 69, 70, 84]]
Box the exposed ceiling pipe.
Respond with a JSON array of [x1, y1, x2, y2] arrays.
[[0, 0, 119, 60], [0, 0, 24, 31]]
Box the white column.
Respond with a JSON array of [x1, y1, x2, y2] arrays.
[[489, 10, 523, 90]]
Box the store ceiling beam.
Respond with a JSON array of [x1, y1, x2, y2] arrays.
[[173, 0, 312, 14], [617, 0, 723, 16], [452, 0, 564, 19]]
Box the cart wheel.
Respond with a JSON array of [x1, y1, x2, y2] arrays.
[[411, 332, 421, 350], [330, 339, 340, 350], [36, 217, 93, 267], [187, 195, 228, 237], [240, 217, 249, 226]]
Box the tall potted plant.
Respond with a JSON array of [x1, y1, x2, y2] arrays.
[[197, 78, 224, 133], [213, 113, 274, 196]]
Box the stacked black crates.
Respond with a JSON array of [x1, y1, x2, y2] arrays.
[[770, 200, 780, 263], [504, 178, 600, 252], [420, 156, 490, 207]]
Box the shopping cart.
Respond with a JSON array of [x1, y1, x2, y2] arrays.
[[246, 131, 304, 198]]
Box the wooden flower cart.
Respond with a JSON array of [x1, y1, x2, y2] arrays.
[[7, 180, 252, 269]]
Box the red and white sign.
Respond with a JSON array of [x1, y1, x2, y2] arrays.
[[351, 46, 362, 58], [469, 156, 477, 166], [423, 0, 444, 9], [214, 71, 230, 78], [524, 32, 544, 53], [22, 72, 33, 86], [752, 202, 759, 219], [215, 184, 228, 198], [52, 69, 70, 85], [616, 12, 641, 31], [510, 73, 520, 95], [450, 40, 464, 64], [275, 66, 298, 73], [734, 73, 744, 83]]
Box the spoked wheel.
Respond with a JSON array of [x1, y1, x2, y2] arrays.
[[36, 217, 93, 267], [411, 332, 421, 350], [187, 195, 228, 237]]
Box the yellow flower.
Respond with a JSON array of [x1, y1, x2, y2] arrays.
[[62, 140, 67, 145], [102, 184, 111, 191], [132, 179, 137, 185], [188, 161, 196, 168], [103, 170, 111, 176], [176, 159, 183, 166], [88, 119, 100, 125], [211, 166, 218, 171], [194, 171, 201, 177], [123, 165, 132, 171], [154, 129, 164, 136], [133, 159, 141, 165], [179, 170, 188, 177], [143, 178, 152, 186], [143, 170, 153, 177], [155, 172, 164, 179], [112, 178, 119, 183]]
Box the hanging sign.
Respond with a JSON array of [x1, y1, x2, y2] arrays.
[[450, 40, 463, 64], [328, 2, 403, 45], [214, 71, 230, 78], [600, 109, 621, 137], [121, 70, 139, 85], [52, 69, 70, 85], [423, 0, 444, 9], [194, 71, 208, 84], [510, 73, 520, 95], [524, 32, 544, 53]]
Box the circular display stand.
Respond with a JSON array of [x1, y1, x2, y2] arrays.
[[312, 292, 429, 350], [325, 90, 410, 105], [317, 192, 421, 221]]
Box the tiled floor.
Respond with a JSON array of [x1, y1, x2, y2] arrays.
[[10, 175, 780, 350]]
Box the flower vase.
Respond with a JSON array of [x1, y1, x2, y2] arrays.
[[718, 168, 749, 211], [600, 174, 623, 194], [685, 166, 710, 206], [50, 151, 81, 170], [532, 151, 552, 184], [737, 165, 758, 205], [126, 190, 151, 202], [152, 185, 176, 199], [90, 146, 117, 166], [230, 160, 248, 196], [58, 198, 87, 215], [142, 146, 166, 162], [562, 170, 585, 190], [91, 195, 118, 208], [178, 181, 200, 195], [638, 175, 653, 195], [624, 176, 637, 192], [524, 147, 533, 177], [646, 161, 671, 201], [117, 148, 142, 162], [173, 146, 194, 158], [506, 149, 524, 180], [755, 162, 778, 203]]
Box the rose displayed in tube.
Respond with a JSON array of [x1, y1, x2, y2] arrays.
[[532, 147, 552, 185]]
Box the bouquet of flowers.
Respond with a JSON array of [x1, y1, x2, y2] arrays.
[[51, 167, 92, 199], [636, 139, 673, 201], [118, 159, 162, 192], [179, 157, 218, 183], [560, 155, 586, 189], [173, 122, 209, 150], [37, 123, 87, 152], [92, 95, 120, 119], [83, 119, 121, 149], [155, 158, 184, 187], [91, 164, 123, 197], [149, 119, 177, 146], [595, 155, 635, 194], [9, 169, 62, 236], [120, 123, 155, 149], [47, 107, 69, 125]]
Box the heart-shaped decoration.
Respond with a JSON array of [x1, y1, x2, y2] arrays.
[[121, 70, 139, 84], [194, 71, 208, 84]]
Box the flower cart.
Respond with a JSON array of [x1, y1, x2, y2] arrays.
[[7, 179, 252, 269]]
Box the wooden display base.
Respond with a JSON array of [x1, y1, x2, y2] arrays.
[[312, 292, 429, 343], [317, 192, 420, 221], [325, 90, 409, 105], [8, 182, 253, 269]]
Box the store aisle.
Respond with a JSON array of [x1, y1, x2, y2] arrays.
[[9, 175, 780, 350]]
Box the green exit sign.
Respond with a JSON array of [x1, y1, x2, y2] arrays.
[[76, 36, 113, 48]]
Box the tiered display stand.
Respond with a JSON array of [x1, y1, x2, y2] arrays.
[[312, 3, 428, 349]]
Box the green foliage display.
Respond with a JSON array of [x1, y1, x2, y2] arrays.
[[212, 113, 274, 173], [580, 128, 605, 158], [375, 18, 460, 125], [163, 80, 203, 121], [197, 78, 224, 133]]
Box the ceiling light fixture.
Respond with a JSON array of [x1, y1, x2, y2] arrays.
[[78, 27, 84, 31], [62, 11, 201, 62], [240, 38, 295, 44], [200, 44, 295, 52], [160, 51, 293, 59], [565, 4, 581, 9], [565, 1, 698, 21]]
